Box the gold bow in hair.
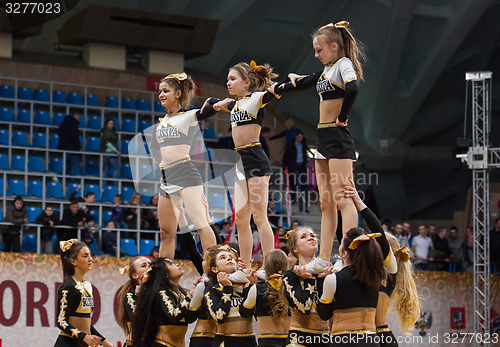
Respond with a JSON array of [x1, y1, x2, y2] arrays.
[[119, 265, 130, 275], [348, 233, 381, 250], [334, 21, 349, 29], [60, 239, 78, 252], [268, 273, 283, 290], [283, 230, 293, 240], [219, 245, 239, 260], [164, 72, 188, 83], [395, 246, 411, 262], [141, 265, 153, 283], [250, 60, 265, 73]]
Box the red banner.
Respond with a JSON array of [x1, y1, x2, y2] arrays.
[[450, 307, 466, 330]]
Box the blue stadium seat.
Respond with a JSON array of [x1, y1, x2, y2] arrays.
[[68, 92, 83, 105], [49, 134, 59, 149], [67, 183, 80, 198], [140, 239, 156, 256], [85, 137, 100, 152], [122, 98, 136, 110], [0, 129, 9, 145], [138, 120, 152, 133], [136, 99, 151, 111], [0, 153, 9, 169], [88, 240, 104, 255], [102, 185, 118, 202], [52, 90, 67, 103], [11, 155, 26, 171], [52, 234, 57, 252], [49, 157, 63, 174], [27, 180, 43, 197], [209, 193, 225, 209], [17, 109, 31, 123], [138, 188, 153, 203], [32, 132, 47, 148], [121, 187, 134, 202], [88, 115, 102, 130], [204, 127, 215, 139], [0, 178, 3, 195], [22, 233, 37, 252], [87, 94, 99, 107], [139, 164, 153, 181], [85, 184, 102, 201], [34, 110, 51, 125], [0, 85, 15, 98], [7, 179, 25, 196], [12, 131, 29, 146], [0, 107, 14, 121], [120, 139, 130, 154], [121, 163, 132, 179], [18, 87, 33, 100], [89, 209, 99, 222], [28, 156, 46, 172], [27, 207, 41, 223], [34, 89, 50, 102], [154, 101, 164, 113], [105, 96, 119, 108], [121, 239, 139, 256], [79, 115, 87, 128], [103, 210, 113, 223], [46, 182, 65, 199], [121, 118, 136, 132], [0, 207, 2, 221], [52, 112, 65, 126], [85, 160, 99, 176]]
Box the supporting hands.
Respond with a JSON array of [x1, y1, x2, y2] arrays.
[[318, 264, 335, 278], [293, 265, 313, 279], [245, 269, 258, 285], [288, 73, 308, 87], [342, 178, 366, 211], [83, 335, 102, 347], [217, 272, 232, 287], [267, 82, 281, 99], [213, 98, 234, 113]]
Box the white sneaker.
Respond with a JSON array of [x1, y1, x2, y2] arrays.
[[332, 254, 344, 272], [200, 273, 209, 282], [304, 257, 329, 274], [228, 269, 249, 284], [255, 268, 266, 281]]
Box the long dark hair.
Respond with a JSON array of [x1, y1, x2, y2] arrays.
[[343, 228, 385, 288], [60, 240, 88, 281], [263, 250, 290, 322], [131, 258, 186, 347], [205, 246, 238, 286], [117, 256, 142, 335]]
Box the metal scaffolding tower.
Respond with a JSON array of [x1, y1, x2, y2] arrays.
[[459, 71, 500, 347]]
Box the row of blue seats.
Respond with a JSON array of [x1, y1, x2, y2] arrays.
[[0, 86, 164, 112]]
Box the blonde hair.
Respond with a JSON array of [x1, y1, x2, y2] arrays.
[[285, 226, 317, 266], [263, 250, 290, 321], [160, 74, 196, 109], [230, 61, 278, 93], [117, 256, 142, 335], [313, 24, 366, 81], [129, 192, 142, 206]]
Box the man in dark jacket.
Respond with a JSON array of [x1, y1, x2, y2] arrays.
[[58, 112, 82, 180], [282, 132, 310, 212], [35, 206, 59, 254], [68, 184, 96, 218], [59, 201, 86, 245], [3, 196, 28, 252]]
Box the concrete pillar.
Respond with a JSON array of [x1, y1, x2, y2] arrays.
[[83, 42, 126, 70], [143, 50, 184, 75], [0, 32, 13, 58]]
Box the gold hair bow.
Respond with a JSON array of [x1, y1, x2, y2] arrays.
[[141, 265, 153, 283], [348, 233, 381, 250], [395, 246, 411, 262], [250, 60, 265, 73], [334, 21, 349, 29], [60, 239, 78, 252], [268, 273, 283, 290], [119, 265, 129, 275], [164, 72, 188, 83], [283, 230, 293, 240], [219, 245, 239, 260]]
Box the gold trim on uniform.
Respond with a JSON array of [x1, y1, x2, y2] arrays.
[[344, 77, 356, 84], [331, 330, 376, 335], [154, 339, 176, 347], [205, 292, 227, 322], [319, 297, 333, 304], [376, 327, 391, 333], [283, 277, 313, 314], [162, 158, 191, 170], [159, 290, 185, 317], [289, 327, 329, 334], [58, 290, 69, 329], [218, 333, 255, 337], [191, 333, 216, 338], [126, 292, 136, 313], [259, 334, 288, 338], [234, 142, 261, 151], [317, 122, 347, 128]]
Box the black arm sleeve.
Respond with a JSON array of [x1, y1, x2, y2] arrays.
[[273, 72, 321, 95], [208, 98, 236, 112], [196, 98, 219, 121], [90, 325, 105, 341], [283, 271, 315, 315], [158, 289, 191, 324], [123, 292, 136, 322], [337, 80, 358, 122], [317, 300, 334, 321], [360, 208, 390, 261], [56, 285, 87, 341], [205, 285, 233, 324], [178, 231, 204, 276]]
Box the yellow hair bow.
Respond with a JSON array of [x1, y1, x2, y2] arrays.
[[250, 60, 265, 73], [348, 233, 381, 250], [119, 265, 130, 275], [164, 72, 188, 83], [268, 273, 283, 290], [283, 230, 293, 240], [59, 239, 78, 252], [141, 265, 153, 283], [334, 21, 349, 29], [395, 246, 411, 262], [218, 245, 239, 260]]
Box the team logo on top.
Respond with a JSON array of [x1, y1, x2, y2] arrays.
[[316, 78, 335, 94], [157, 126, 180, 139], [231, 109, 252, 125], [82, 297, 94, 308]]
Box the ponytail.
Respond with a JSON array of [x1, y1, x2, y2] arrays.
[[230, 61, 278, 93], [160, 73, 196, 109], [117, 256, 142, 335], [263, 250, 290, 322]]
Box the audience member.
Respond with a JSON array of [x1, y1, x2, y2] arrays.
[[146, 246, 160, 260], [291, 220, 300, 230], [110, 194, 130, 229], [68, 185, 96, 218], [463, 227, 474, 272], [82, 216, 101, 249], [260, 127, 271, 158], [277, 226, 288, 253], [491, 218, 500, 269], [35, 206, 59, 254], [282, 131, 309, 212], [411, 224, 434, 270], [59, 201, 86, 243], [102, 220, 121, 256], [392, 223, 412, 253], [126, 192, 145, 229], [57, 111, 82, 180], [428, 224, 437, 238], [447, 226, 464, 271], [100, 118, 121, 185], [219, 222, 230, 240], [267, 199, 281, 229], [268, 118, 299, 144], [429, 226, 452, 271], [403, 222, 413, 245], [3, 196, 28, 252], [142, 194, 159, 230]]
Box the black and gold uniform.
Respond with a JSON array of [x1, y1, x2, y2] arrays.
[[122, 290, 136, 347], [189, 282, 217, 347], [54, 277, 105, 347], [150, 102, 219, 196], [205, 283, 256, 347], [274, 58, 358, 160], [239, 282, 292, 347], [283, 271, 329, 347], [375, 274, 398, 347]]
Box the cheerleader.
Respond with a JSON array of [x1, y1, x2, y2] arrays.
[[54, 239, 114, 347], [131, 257, 195, 347], [283, 227, 332, 347], [204, 245, 256, 347], [239, 249, 291, 347], [117, 256, 151, 347], [317, 179, 397, 347], [150, 72, 232, 260], [272, 21, 366, 273]]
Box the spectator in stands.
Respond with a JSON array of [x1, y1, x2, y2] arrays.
[[142, 194, 159, 231], [411, 224, 434, 270], [283, 131, 310, 212], [35, 206, 59, 254], [110, 194, 130, 230], [392, 223, 412, 253], [429, 226, 452, 271], [147, 246, 160, 260], [260, 127, 271, 158], [277, 226, 288, 253], [428, 224, 437, 238], [102, 220, 124, 256], [100, 118, 121, 186], [219, 222, 230, 240], [57, 111, 82, 181], [125, 192, 146, 230], [448, 226, 463, 272], [463, 227, 474, 272], [3, 196, 28, 252], [82, 216, 101, 249], [490, 218, 500, 269], [68, 184, 96, 218], [268, 199, 282, 229], [59, 200, 86, 243], [291, 220, 300, 230], [403, 222, 413, 245], [268, 118, 299, 144]]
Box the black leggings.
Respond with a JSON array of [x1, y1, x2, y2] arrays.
[[179, 225, 223, 276]]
